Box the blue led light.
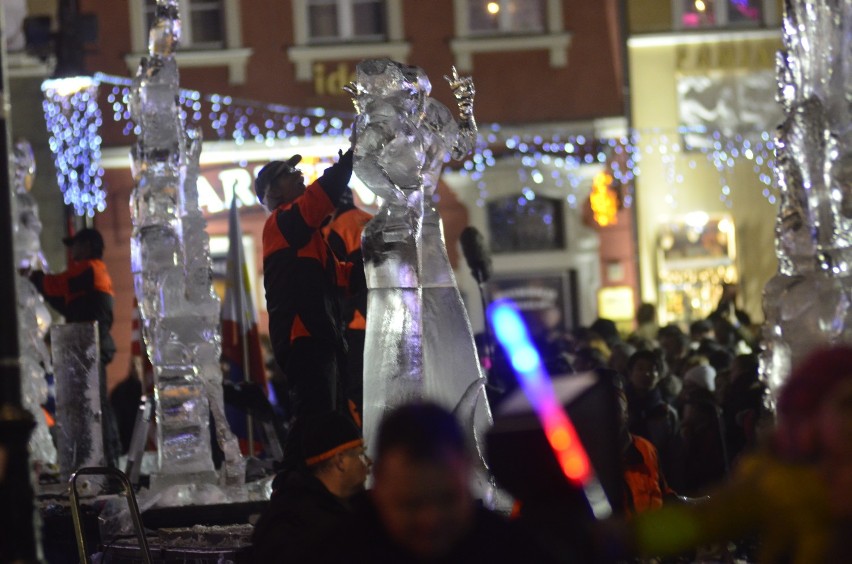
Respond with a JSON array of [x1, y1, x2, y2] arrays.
[[42, 76, 106, 217], [491, 301, 527, 346]]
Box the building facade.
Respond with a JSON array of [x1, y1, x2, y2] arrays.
[[626, 0, 783, 327], [12, 0, 631, 387]]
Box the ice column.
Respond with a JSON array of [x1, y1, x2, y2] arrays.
[[350, 60, 495, 498], [12, 140, 56, 466], [52, 322, 103, 478], [762, 0, 852, 402], [128, 0, 243, 490]]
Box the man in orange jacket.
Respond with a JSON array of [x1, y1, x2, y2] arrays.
[[256, 149, 363, 454], [30, 227, 121, 464], [611, 371, 675, 516]]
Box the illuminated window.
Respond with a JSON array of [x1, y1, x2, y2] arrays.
[[467, 0, 546, 34], [144, 0, 225, 49], [677, 0, 770, 29], [306, 0, 387, 43], [451, 0, 571, 72], [487, 194, 564, 253]]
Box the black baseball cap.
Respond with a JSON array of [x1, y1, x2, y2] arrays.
[[62, 228, 104, 257], [255, 154, 302, 203], [302, 411, 363, 467]]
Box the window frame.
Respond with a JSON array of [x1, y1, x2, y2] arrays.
[[142, 0, 227, 50], [466, 0, 547, 37], [127, 0, 252, 84], [305, 0, 388, 44], [450, 0, 572, 72], [672, 0, 780, 31], [289, 0, 410, 82]]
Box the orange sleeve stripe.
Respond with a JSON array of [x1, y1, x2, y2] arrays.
[[290, 315, 311, 340], [91, 261, 114, 295], [262, 211, 292, 258], [42, 407, 55, 427], [349, 310, 366, 330], [299, 180, 335, 228], [348, 399, 362, 428]]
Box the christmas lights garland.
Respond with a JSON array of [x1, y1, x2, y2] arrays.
[[42, 76, 106, 217], [47, 73, 779, 216]]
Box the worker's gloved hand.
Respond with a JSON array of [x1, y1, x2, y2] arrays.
[[319, 148, 353, 190]]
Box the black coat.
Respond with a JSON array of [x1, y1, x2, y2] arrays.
[[251, 470, 351, 562], [316, 493, 559, 563]]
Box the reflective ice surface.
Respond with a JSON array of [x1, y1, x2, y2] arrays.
[[351, 59, 499, 503], [12, 140, 56, 465], [763, 1, 852, 402], [130, 0, 244, 498], [52, 323, 102, 478]]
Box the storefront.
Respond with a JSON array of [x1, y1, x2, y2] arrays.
[[628, 28, 783, 326]]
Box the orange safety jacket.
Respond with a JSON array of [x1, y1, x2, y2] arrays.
[[263, 173, 361, 372], [623, 434, 674, 516], [322, 203, 372, 331], [30, 258, 116, 364]]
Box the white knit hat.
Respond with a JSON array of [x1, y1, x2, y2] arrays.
[[683, 364, 716, 392]]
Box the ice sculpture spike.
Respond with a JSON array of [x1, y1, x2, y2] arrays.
[[12, 139, 57, 466], [129, 0, 244, 500], [444, 66, 477, 160], [761, 0, 852, 404]]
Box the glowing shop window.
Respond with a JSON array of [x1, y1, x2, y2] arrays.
[[727, 0, 763, 24], [680, 0, 764, 28]]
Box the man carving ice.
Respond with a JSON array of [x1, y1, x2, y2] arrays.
[[256, 147, 363, 462]]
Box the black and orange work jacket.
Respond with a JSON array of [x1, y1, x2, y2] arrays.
[[322, 203, 372, 331], [623, 434, 674, 516], [263, 172, 361, 371], [30, 258, 116, 365]]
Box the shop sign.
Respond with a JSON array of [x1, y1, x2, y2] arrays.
[[313, 63, 356, 97], [676, 38, 779, 72]]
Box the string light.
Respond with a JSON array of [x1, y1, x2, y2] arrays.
[[42, 76, 105, 217], [94, 72, 779, 213], [97, 73, 353, 144]]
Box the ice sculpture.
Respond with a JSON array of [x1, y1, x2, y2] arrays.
[[52, 322, 102, 478], [349, 60, 496, 499], [762, 0, 852, 403], [129, 0, 244, 497], [12, 139, 57, 466]]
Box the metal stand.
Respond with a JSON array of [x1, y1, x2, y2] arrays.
[[125, 395, 154, 487], [69, 466, 152, 564], [473, 272, 500, 392]]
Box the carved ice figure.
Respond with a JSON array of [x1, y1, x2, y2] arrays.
[[129, 0, 243, 499], [762, 0, 852, 402], [350, 59, 499, 503], [12, 139, 56, 465]]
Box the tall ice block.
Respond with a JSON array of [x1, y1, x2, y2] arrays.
[[52, 322, 103, 478]]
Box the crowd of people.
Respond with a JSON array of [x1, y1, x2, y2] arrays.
[[247, 150, 852, 561], [15, 146, 851, 562]]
